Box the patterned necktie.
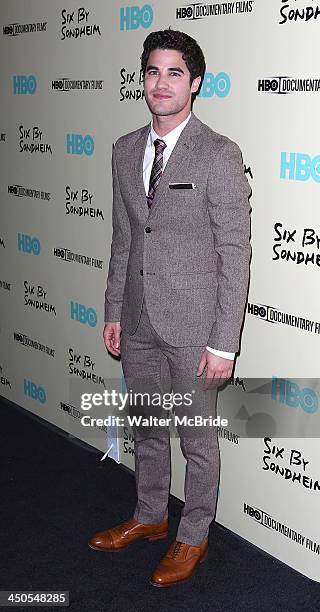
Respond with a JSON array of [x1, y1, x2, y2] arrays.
[[147, 138, 167, 209]]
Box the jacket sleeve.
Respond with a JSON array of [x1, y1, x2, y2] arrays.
[[206, 140, 252, 353], [104, 142, 131, 323]]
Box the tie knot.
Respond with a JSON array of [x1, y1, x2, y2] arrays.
[[154, 138, 166, 153]]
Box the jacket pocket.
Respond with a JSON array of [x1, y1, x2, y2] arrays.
[[170, 270, 217, 290]]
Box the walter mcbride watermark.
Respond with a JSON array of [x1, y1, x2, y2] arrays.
[[79, 388, 228, 430]]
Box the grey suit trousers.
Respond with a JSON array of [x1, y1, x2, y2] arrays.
[[120, 294, 220, 546]]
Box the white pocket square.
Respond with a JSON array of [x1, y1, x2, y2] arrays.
[[169, 183, 196, 190]]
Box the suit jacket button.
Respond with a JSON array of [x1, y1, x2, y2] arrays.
[[145, 226, 151, 233], [140, 269, 143, 276]]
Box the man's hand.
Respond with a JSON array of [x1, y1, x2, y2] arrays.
[[103, 322, 121, 357], [197, 349, 234, 390]]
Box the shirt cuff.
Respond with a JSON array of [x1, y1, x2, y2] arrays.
[[205, 346, 235, 360]]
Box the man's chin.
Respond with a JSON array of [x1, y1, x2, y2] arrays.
[[152, 110, 175, 117], [146, 102, 180, 117]]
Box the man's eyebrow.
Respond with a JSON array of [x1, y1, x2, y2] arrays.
[[145, 65, 185, 74]]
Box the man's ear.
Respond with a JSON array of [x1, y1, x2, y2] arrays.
[[191, 75, 202, 94]]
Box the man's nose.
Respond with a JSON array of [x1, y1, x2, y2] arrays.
[[155, 73, 170, 89]]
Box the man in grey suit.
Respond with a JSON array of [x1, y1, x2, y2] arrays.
[[89, 29, 251, 587]]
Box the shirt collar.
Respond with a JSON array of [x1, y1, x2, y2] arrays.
[[149, 112, 191, 151]]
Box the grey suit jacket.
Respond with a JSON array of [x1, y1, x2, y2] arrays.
[[104, 112, 251, 353]]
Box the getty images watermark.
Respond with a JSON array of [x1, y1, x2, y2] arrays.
[[79, 389, 228, 429]]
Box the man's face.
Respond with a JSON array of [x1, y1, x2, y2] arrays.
[[143, 48, 201, 117]]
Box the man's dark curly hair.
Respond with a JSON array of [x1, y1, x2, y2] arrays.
[[141, 28, 206, 104]]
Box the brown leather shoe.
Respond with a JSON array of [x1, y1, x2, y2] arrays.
[[150, 538, 208, 587], [88, 517, 168, 552]]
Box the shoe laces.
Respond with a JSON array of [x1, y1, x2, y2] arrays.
[[171, 541, 183, 559]]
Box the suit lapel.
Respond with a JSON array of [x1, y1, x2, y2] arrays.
[[133, 112, 203, 220], [133, 123, 151, 219]]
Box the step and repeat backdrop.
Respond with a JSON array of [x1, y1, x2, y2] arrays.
[[0, 0, 319, 581]]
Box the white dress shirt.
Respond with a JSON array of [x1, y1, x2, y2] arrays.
[[142, 112, 235, 361]]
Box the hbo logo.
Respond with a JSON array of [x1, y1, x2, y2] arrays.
[[272, 377, 318, 414], [70, 301, 97, 327], [54, 248, 65, 258], [243, 504, 261, 521], [120, 4, 153, 30], [67, 134, 94, 156], [18, 233, 40, 255], [24, 379, 46, 404], [280, 152, 320, 182], [248, 304, 266, 318], [52, 80, 64, 90], [258, 79, 279, 93], [176, 6, 194, 18], [8, 185, 18, 195], [199, 72, 230, 98], [13, 75, 37, 95], [3, 25, 14, 35]]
